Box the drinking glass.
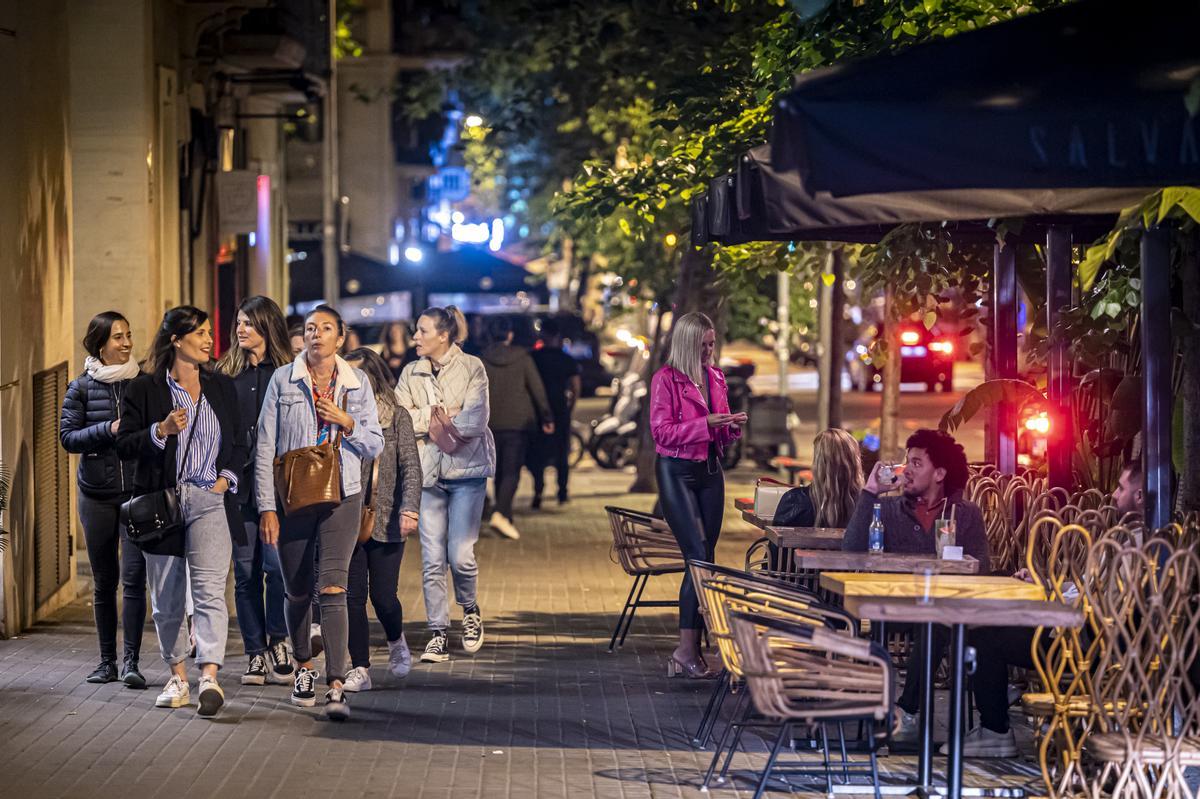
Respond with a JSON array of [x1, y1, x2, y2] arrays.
[[914, 563, 941, 605], [935, 519, 957, 558]]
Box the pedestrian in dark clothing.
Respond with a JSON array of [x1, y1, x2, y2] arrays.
[[216, 295, 296, 687], [479, 316, 553, 541], [341, 348, 422, 692], [843, 428, 988, 741], [526, 319, 582, 508], [60, 311, 147, 688], [378, 322, 418, 382]]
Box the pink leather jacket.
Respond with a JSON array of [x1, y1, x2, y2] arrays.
[[650, 365, 741, 460]]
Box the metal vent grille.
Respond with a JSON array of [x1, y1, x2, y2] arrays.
[[33, 362, 69, 606]]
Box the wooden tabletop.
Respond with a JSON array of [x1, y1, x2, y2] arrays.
[[841, 596, 1083, 628], [783, 551, 980, 574], [734, 497, 755, 512], [820, 572, 1039, 600], [765, 526, 844, 551]]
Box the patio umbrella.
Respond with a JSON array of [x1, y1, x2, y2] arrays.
[[772, 0, 1200, 196]]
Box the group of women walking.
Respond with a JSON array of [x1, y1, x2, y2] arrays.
[[61, 299, 496, 720]]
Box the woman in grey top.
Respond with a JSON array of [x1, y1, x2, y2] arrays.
[[341, 348, 422, 692]]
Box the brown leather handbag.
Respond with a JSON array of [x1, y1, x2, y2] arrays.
[[273, 397, 345, 516], [357, 457, 379, 544]]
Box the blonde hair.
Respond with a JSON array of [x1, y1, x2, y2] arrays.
[[666, 312, 714, 388], [420, 305, 467, 345], [811, 428, 864, 527]]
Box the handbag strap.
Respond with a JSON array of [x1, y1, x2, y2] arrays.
[[362, 456, 379, 509], [333, 393, 347, 450]]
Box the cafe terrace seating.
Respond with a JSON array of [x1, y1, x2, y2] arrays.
[[603, 506, 685, 652]]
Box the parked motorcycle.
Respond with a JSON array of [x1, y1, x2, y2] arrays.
[[588, 368, 646, 469]]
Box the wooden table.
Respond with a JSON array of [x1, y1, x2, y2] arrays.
[[735, 497, 774, 530], [821, 573, 1083, 799], [765, 526, 843, 551], [794, 551, 980, 575]]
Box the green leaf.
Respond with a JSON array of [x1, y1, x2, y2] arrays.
[[922, 311, 937, 330], [1105, 302, 1122, 318], [939, 379, 1047, 434], [618, 218, 631, 237], [1077, 241, 1108, 292], [1090, 301, 1107, 320]]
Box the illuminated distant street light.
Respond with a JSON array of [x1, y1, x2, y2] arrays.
[[464, 114, 484, 128], [664, 232, 678, 248], [404, 246, 424, 264]]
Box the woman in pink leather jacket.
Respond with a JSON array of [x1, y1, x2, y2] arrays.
[[649, 312, 746, 678]]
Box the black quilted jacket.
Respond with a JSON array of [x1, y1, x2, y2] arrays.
[[59, 372, 136, 499]]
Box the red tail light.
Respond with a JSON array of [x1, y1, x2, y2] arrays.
[[929, 340, 954, 354], [1024, 412, 1051, 435], [900, 330, 921, 345]]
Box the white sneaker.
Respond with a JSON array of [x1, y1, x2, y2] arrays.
[[343, 666, 372, 693], [197, 675, 224, 717], [940, 726, 1018, 758], [155, 675, 191, 708], [388, 635, 412, 678], [490, 511, 521, 540], [892, 707, 919, 742]]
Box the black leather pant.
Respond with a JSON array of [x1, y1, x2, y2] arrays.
[[655, 455, 724, 630]]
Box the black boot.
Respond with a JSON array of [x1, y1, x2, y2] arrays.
[[86, 660, 118, 684], [120, 656, 146, 689]]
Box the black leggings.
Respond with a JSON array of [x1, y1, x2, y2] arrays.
[[78, 491, 147, 662], [347, 539, 406, 668], [655, 456, 724, 630]]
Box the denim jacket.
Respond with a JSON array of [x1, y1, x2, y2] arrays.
[[254, 354, 385, 513]]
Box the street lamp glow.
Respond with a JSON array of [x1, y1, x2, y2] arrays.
[[664, 233, 678, 247], [404, 246, 424, 264], [464, 114, 484, 128]]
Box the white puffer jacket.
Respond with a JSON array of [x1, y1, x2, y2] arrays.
[[395, 345, 496, 486]]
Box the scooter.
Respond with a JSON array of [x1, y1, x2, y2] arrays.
[[588, 368, 646, 470]]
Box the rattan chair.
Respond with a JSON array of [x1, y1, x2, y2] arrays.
[[604, 506, 685, 652], [729, 610, 894, 799]]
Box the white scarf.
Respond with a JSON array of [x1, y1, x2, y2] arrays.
[[84, 355, 140, 384]]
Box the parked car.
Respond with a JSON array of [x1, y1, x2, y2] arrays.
[[848, 323, 955, 393]]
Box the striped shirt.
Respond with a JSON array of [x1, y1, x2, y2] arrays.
[[150, 375, 238, 493]]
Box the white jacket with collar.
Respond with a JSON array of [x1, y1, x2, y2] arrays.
[[395, 345, 496, 486], [254, 353, 385, 512]]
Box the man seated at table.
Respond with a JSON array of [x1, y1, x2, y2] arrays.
[[949, 460, 1145, 758], [843, 428, 990, 742]]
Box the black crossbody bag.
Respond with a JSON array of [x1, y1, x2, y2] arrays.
[[121, 402, 200, 549]]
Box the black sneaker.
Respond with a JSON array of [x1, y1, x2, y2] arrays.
[[86, 660, 118, 684], [120, 657, 146, 689], [291, 666, 319, 707], [267, 639, 294, 683], [462, 610, 484, 654], [420, 631, 449, 663], [325, 686, 349, 721], [242, 654, 269, 686]]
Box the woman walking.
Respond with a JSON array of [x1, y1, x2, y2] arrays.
[[649, 312, 745, 679], [60, 311, 147, 687], [216, 296, 295, 686], [341, 348, 422, 692], [395, 306, 495, 665], [255, 305, 384, 720], [116, 306, 246, 716]]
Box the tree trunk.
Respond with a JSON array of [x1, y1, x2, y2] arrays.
[[1180, 232, 1200, 512], [628, 308, 666, 494], [817, 249, 845, 431], [880, 284, 902, 460]]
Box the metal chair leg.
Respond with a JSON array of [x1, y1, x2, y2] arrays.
[[607, 574, 642, 652], [692, 670, 730, 748], [838, 721, 850, 783], [718, 692, 752, 783], [702, 690, 740, 789], [868, 720, 882, 799], [616, 573, 650, 648], [821, 723, 834, 796], [752, 723, 791, 799]]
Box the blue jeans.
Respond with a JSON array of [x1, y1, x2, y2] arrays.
[[145, 484, 233, 667], [232, 519, 287, 656], [419, 478, 486, 631]]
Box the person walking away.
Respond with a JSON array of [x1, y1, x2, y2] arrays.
[[649, 312, 746, 679], [116, 306, 246, 717], [479, 316, 553, 540], [60, 311, 148, 687], [216, 296, 295, 687], [842, 428, 989, 740], [341, 348, 422, 692], [395, 306, 496, 665], [527, 318, 582, 508], [255, 304, 384, 721]]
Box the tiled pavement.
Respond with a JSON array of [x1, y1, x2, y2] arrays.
[[0, 466, 1044, 799]]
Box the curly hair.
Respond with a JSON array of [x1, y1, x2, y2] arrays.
[[905, 429, 969, 496]]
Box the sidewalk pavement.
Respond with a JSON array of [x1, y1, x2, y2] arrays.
[[0, 466, 1039, 798]]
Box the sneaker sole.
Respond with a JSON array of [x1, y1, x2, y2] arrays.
[[462, 634, 484, 654], [343, 682, 371, 693], [388, 664, 412, 678], [122, 673, 147, 690], [86, 675, 117, 684], [241, 674, 267, 686], [419, 652, 450, 663], [291, 694, 317, 708], [266, 671, 293, 685], [197, 687, 224, 717], [156, 695, 191, 708], [325, 703, 349, 721]]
